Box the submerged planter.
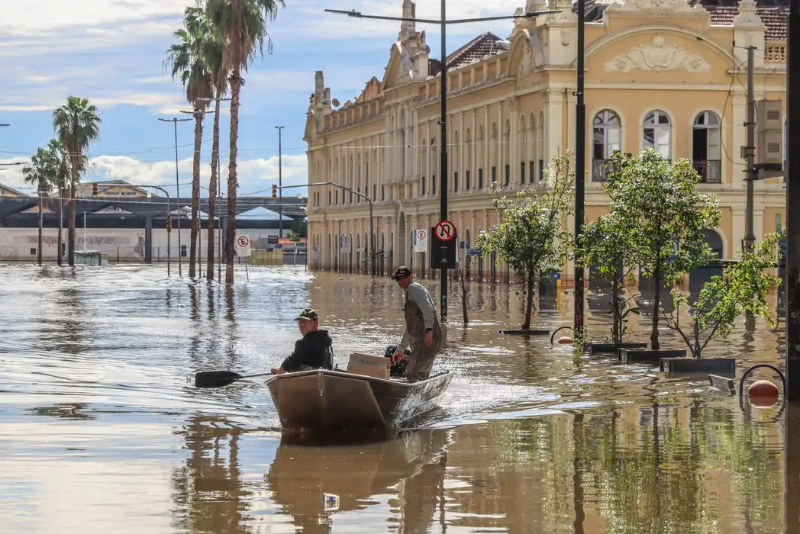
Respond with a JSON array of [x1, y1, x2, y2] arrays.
[[585, 342, 648, 355], [661, 357, 737, 375], [500, 329, 550, 336], [619, 348, 687, 364]]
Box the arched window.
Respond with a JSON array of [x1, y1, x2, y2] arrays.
[[503, 119, 511, 185], [465, 128, 472, 190], [453, 130, 460, 192], [490, 123, 498, 184], [478, 125, 485, 188], [693, 111, 722, 183], [519, 116, 527, 184], [643, 110, 671, 159], [592, 110, 621, 181]]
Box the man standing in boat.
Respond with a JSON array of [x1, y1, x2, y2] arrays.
[[271, 309, 334, 374], [391, 266, 443, 382]]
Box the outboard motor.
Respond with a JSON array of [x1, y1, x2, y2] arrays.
[[384, 345, 411, 377]]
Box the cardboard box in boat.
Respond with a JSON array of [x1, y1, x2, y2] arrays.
[[347, 353, 390, 379]]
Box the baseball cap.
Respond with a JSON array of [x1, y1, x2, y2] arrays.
[[296, 308, 319, 322], [391, 266, 412, 280]]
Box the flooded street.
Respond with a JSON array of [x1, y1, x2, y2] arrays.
[[0, 264, 794, 533]]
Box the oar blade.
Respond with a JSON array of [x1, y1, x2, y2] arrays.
[[194, 370, 243, 388]]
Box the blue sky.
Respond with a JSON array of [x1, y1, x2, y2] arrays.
[[0, 0, 523, 198]]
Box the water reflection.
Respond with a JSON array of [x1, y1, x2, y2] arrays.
[[171, 416, 252, 534], [0, 266, 795, 533], [267, 431, 449, 534]]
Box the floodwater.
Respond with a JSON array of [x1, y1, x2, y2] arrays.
[[0, 264, 797, 533]]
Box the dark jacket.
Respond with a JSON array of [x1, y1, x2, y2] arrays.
[[280, 330, 334, 372]]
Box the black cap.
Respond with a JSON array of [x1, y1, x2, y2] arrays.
[[391, 266, 412, 280]]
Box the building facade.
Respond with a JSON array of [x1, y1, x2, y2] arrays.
[[304, 0, 788, 280]]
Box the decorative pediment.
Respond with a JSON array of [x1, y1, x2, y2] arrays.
[[604, 35, 710, 73], [606, 0, 701, 15]]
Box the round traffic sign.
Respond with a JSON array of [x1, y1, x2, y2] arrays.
[[416, 229, 427, 241], [311, 244, 320, 252], [342, 236, 352, 244], [236, 235, 250, 248], [434, 220, 456, 242]]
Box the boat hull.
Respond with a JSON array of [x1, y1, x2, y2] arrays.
[[266, 369, 452, 434]]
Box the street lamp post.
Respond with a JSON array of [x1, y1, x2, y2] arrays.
[[158, 116, 192, 277], [280, 182, 375, 276], [326, 4, 556, 321], [574, 0, 587, 339], [276, 126, 284, 239]]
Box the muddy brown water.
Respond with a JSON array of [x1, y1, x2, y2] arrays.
[[0, 264, 794, 533]]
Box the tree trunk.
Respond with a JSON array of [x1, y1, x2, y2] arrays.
[[612, 261, 622, 346], [68, 182, 76, 267], [460, 257, 470, 325], [207, 96, 221, 281], [189, 111, 203, 279], [225, 69, 242, 285], [651, 263, 661, 350], [57, 191, 63, 267], [522, 272, 535, 330], [37, 190, 43, 266]]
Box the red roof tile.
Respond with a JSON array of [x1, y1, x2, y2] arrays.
[[446, 32, 509, 70], [706, 5, 788, 40]]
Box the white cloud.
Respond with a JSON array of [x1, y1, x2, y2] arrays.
[[0, 0, 187, 32], [2, 152, 309, 197]]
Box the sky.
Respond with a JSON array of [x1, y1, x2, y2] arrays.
[[0, 0, 527, 199]]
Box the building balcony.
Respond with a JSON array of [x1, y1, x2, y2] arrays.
[[592, 159, 610, 182], [693, 160, 721, 184]]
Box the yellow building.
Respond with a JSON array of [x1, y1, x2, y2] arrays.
[[0, 183, 28, 197], [75, 179, 152, 198], [304, 0, 788, 280]]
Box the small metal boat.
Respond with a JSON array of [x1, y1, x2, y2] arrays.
[[266, 369, 452, 435]]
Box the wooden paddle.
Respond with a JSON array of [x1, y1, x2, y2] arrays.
[[194, 370, 274, 389]]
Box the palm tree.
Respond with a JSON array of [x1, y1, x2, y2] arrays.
[[206, 0, 284, 284], [165, 9, 214, 279], [53, 97, 101, 267], [187, 8, 229, 282], [49, 140, 72, 267], [22, 147, 56, 265]]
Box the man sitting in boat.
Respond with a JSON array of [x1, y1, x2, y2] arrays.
[[390, 266, 443, 383], [271, 309, 334, 374]]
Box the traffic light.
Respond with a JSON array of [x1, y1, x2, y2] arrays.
[[92, 183, 98, 196], [271, 184, 277, 198]]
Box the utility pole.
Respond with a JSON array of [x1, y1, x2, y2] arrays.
[[158, 116, 191, 277], [574, 0, 586, 339], [745, 45, 756, 255], [785, 0, 800, 402], [276, 126, 284, 238], [439, 0, 449, 322]]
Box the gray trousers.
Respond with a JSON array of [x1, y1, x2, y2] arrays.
[[405, 343, 440, 383]]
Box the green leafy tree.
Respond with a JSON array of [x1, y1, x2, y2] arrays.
[[52, 96, 101, 267], [165, 7, 215, 279], [578, 210, 639, 346], [663, 233, 783, 358], [205, 0, 285, 284], [477, 153, 575, 330], [605, 149, 721, 350]]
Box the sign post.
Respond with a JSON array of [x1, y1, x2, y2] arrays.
[[431, 220, 457, 320], [235, 235, 251, 282], [414, 229, 428, 253]]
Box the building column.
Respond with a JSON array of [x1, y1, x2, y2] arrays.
[[732, 208, 746, 255], [544, 89, 564, 160], [144, 217, 153, 264], [731, 92, 747, 186]]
